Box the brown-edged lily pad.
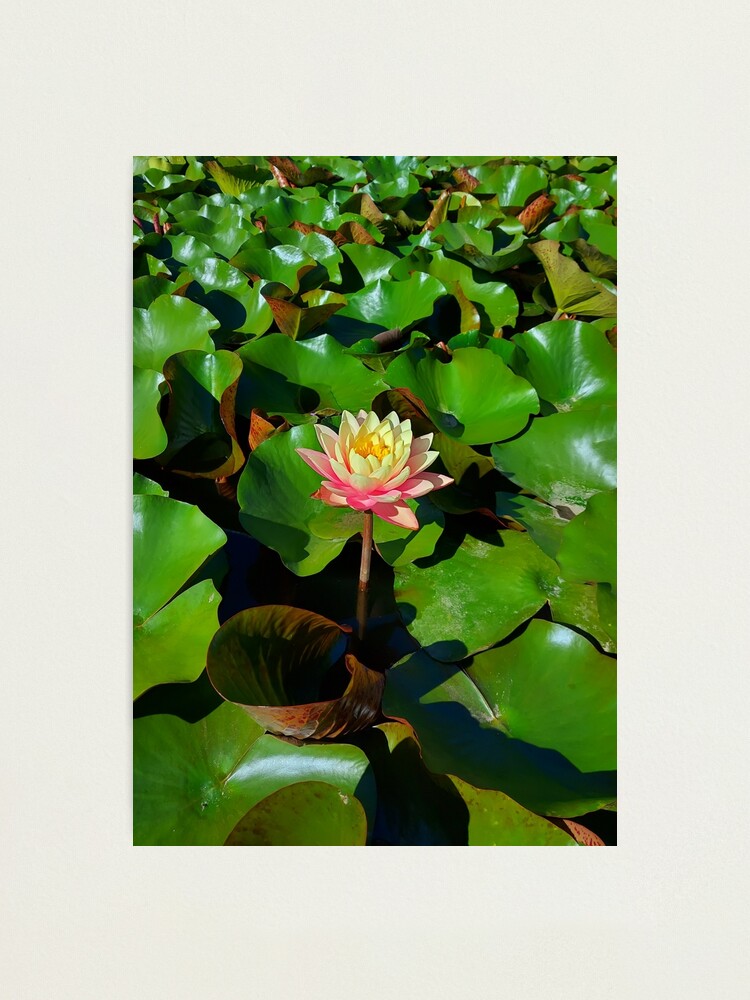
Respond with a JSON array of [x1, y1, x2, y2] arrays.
[[206, 606, 384, 739]]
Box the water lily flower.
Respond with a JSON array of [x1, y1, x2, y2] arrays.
[[296, 409, 453, 530]]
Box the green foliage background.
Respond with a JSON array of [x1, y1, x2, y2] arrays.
[[133, 155, 617, 846]]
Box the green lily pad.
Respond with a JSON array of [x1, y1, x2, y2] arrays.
[[237, 424, 361, 576], [341, 243, 400, 285], [548, 579, 617, 653], [472, 164, 548, 205], [372, 498, 445, 567], [382, 648, 616, 816], [133, 367, 167, 459], [466, 620, 616, 772], [133, 473, 167, 496], [236, 333, 386, 422], [448, 776, 579, 846], [530, 241, 617, 317], [494, 492, 568, 559], [184, 257, 273, 336], [394, 530, 560, 661], [133, 494, 226, 698], [225, 781, 368, 845], [133, 295, 219, 372], [338, 272, 446, 331], [230, 244, 318, 293], [492, 405, 616, 510], [133, 700, 375, 845], [269, 228, 343, 284], [512, 320, 616, 411], [556, 490, 617, 589], [391, 248, 519, 330], [159, 349, 245, 478], [385, 347, 539, 445]]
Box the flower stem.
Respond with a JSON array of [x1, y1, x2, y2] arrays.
[[356, 511, 373, 642]]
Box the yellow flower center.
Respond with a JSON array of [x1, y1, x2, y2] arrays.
[[353, 434, 390, 462]]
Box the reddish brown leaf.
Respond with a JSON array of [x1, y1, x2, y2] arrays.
[[248, 408, 282, 451], [518, 194, 556, 233], [552, 818, 606, 846], [372, 387, 435, 437], [421, 190, 451, 232], [263, 295, 346, 340], [239, 653, 383, 740], [207, 606, 383, 740], [337, 220, 377, 245], [453, 167, 479, 192]]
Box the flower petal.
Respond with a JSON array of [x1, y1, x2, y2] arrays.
[[296, 447, 335, 480], [313, 485, 349, 506], [405, 449, 439, 476], [371, 501, 419, 531], [314, 423, 340, 460], [400, 472, 454, 498]]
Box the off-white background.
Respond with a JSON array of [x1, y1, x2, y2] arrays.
[[2, 0, 748, 996]]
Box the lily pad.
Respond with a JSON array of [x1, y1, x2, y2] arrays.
[[530, 241, 617, 317], [556, 490, 617, 589], [382, 648, 616, 816], [465, 620, 617, 772], [394, 530, 560, 661], [338, 272, 446, 331], [225, 781, 368, 845], [392, 248, 519, 330], [492, 406, 617, 510], [237, 424, 361, 576], [133, 367, 167, 460], [133, 494, 226, 698], [236, 333, 386, 422], [206, 606, 383, 739], [159, 349, 245, 477], [513, 320, 616, 411], [133, 295, 219, 372], [448, 776, 579, 846], [133, 700, 375, 845], [385, 346, 539, 445]]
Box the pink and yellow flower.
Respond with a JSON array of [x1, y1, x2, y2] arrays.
[[296, 410, 453, 530]]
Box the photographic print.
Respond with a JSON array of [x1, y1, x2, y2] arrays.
[[133, 155, 617, 846]]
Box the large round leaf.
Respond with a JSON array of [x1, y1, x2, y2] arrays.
[[513, 320, 616, 411], [556, 489, 616, 590], [391, 248, 519, 330], [225, 781, 367, 845], [236, 334, 386, 423], [338, 272, 446, 331], [230, 243, 318, 293], [466, 620, 616, 772], [385, 347, 539, 445], [133, 494, 226, 698], [159, 349, 245, 478], [472, 164, 548, 205], [382, 648, 616, 816], [133, 700, 375, 845], [206, 606, 383, 739], [394, 530, 559, 661], [185, 257, 273, 336], [133, 367, 167, 459], [341, 243, 400, 285], [237, 424, 361, 576], [133, 295, 218, 372], [447, 776, 579, 846], [492, 405, 616, 510]]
